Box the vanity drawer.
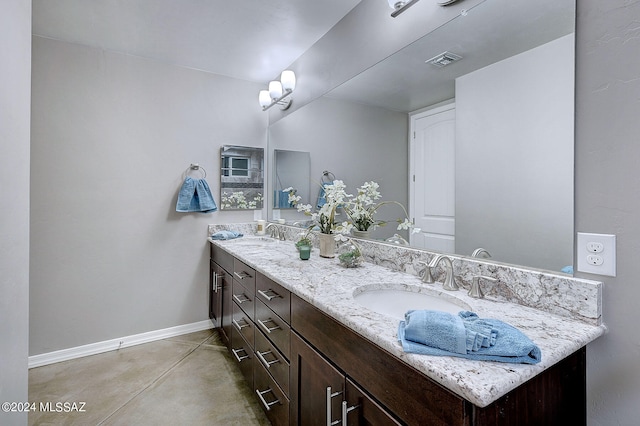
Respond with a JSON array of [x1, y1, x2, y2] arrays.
[[230, 327, 254, 388], [255, 328, 290, 396], [232, 302, 254, 348], [255, 299, 291, 360], [232, 280, 255, 320], [256, 272, 291, 323], [233, 258, 256, 292], [210, 243, 233, 273], [254, 356, 289, 426]]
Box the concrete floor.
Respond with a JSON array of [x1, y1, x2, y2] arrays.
[[28, 329, 271, 425]]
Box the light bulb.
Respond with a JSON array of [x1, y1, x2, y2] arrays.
[[268, 81, 283, 100], [258, 90, 271, 107], [388, 0, 405, 9], [280, 70, 296, 92]]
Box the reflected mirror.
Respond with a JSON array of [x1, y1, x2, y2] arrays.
[[220, 145, 264, 210], [273, 150, 311, 209], [268, 0, 575, 273]]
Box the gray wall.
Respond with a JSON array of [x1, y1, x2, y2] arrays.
[[576, 1, 640, 424], [29, 37, 268, 355], [0, 1, 30, 425], [268, 96, 408, 240], [456, 34, 574, 271], [19, 1, 640, 423]]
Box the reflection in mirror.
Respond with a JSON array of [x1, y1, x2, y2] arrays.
[[220, 145, 264, 210], [273, 150, 310, 209], [268, 0, 575, 274]]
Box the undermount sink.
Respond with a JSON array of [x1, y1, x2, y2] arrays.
[[353, 285, 470, 320], [235, 236, 277, 244]]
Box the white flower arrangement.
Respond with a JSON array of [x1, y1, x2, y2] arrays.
[[287, 180, 419, 238]]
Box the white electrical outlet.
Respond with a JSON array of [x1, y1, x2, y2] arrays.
[[577, 232, 616, 276]]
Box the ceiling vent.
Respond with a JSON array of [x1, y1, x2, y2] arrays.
[[426, 51, 462, 67]]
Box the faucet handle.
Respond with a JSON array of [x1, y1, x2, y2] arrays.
[[418, 261, 435, 283], [468, 275, 498, 299], [442, 267, 459, 291]]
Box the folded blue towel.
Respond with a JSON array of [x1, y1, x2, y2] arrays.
[[210, 230, 243, 240], [398, 310, 541, 364], [403, 310, 467, 354], [176, 177, 218, 213]]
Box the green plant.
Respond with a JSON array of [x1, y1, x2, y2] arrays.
[[337, 237, 363, 268]]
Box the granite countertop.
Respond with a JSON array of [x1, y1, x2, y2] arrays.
[[209, 235, 606, 408]]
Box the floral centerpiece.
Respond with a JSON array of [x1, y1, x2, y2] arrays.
[[286, 180, 418, 258], [343, 181, 418, 235], [288, 180, 351, 258], [288, 180, 350, 235]]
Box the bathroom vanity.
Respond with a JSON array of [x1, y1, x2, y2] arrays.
[[208, 226, 604, 425]]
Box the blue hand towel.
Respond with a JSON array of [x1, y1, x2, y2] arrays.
[[210, 230, 243, 240], [176, 177, 218, 213], [402, 310, 468, 354], [398, 310, 541, 364], [316, 184, 327, 209]]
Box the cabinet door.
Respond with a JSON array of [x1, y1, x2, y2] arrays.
[[344, 378, 402, 426], [219, 267, 233, 348], [291, 332, 345, 426], [209, 261, 222, 327]]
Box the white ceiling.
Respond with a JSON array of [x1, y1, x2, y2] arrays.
[[327, 0, 575, 112], [32, 0, 362, 83]]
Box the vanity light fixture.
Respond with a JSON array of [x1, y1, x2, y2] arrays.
[[388, 0, 420, 17], [389, 0, 460, 18], [258, 70, 296, 111]]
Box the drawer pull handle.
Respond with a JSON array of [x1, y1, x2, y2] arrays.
[[232, 318, 250, 331], [258, 289, 281, 301], [231, 347, 249, 362], [257, 318, 281, 334], [326, 386, 343, 426], [341, 401, 360, 426], [256, 349, 280, 369], [233, 293, 250, 304], [212, 272, 222, 293], [234, 271, 252, 280], [255, 387, 281, 411]]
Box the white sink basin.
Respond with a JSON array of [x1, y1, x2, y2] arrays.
[[234, 236, 277, 245], [353, 285, 470, 320]]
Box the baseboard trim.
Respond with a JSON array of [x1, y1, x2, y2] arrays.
[[28, 319, 215, 369]]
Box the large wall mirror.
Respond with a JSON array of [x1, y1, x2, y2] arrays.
[[220, 145, 264, 210], [272, 150, 311, 209], [268, 0, 575, 274]]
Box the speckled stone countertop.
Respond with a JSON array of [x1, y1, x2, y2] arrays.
[[208, 234, 606, 408]]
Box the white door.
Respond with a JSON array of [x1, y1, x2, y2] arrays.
[[409, 104, 456, 252]]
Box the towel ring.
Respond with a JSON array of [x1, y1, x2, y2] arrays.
[[321, 170, 335, 184], [188, 163, 207, 178]]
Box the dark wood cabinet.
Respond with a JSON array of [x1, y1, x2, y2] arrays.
[[255, 356, 290, 426], [291, 331, 400, 426], [210, 244, 233, 347], [291, 293, 586, 426], [210, 243, 587, 426], [209, 260, 222, 326]]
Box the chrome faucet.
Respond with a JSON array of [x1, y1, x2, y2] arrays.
[[419, 254, 458, 291], [468, 275, 498, 299], [471, 248, 492, 259], [265, 223, 286, 241]]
